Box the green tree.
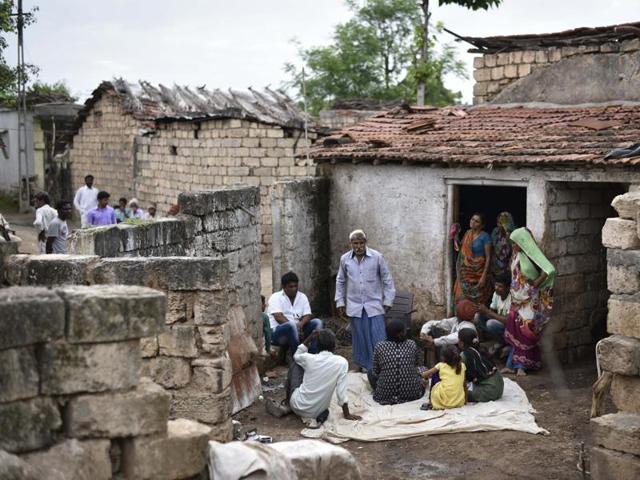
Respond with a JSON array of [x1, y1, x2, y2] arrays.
[[416, 0, 502, 104], [285, 0, 467, 114]]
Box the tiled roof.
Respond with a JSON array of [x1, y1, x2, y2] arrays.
[[309, 103, 640, 168], [74, 79, 312, 133], [449, 21, 640, 54]]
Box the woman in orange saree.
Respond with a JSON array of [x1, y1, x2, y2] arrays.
[[453, 213, 493, 307]]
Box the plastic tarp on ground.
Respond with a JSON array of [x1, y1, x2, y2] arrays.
[[300, 373, 548, 443]]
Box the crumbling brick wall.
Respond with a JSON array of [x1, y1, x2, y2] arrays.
[[0, 285, 213, 480], [544, 182, 625, 363], [589, 189, 640, 478], [472, 38, 640, 104]]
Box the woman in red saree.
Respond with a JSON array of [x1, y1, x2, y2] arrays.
[[453, 213, 493, 308], [502, 228, 556, 376]]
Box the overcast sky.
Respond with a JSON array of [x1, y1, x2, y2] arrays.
[[5, 0, 638, 104]]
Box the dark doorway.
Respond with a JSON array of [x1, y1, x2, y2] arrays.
[[455, 185, 527, 233]]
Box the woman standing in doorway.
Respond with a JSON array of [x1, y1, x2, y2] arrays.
[[491, 211, 515, 280], [454, 213, 493, 307], [502, 227, 556, 376]]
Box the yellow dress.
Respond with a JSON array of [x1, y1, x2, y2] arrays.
[[430, 362, 466, 410]]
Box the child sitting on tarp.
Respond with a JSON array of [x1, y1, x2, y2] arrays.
[[458, 329, 504, 403], [420, 345, 466, 410]]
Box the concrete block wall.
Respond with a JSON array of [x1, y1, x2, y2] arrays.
[[590, 190, 640, 479], [472, 38, 640, 104], [544, 182, 625, 363], [70, 94, 318, 253], [2, 254, 261, 437], [319, 109, 380, 130], [0, 285, 212, 480], [272, 177, 331, 314]]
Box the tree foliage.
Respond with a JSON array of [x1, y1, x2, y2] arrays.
[[284, 0, 467, 114]]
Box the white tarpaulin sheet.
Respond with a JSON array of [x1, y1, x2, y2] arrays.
[[301, 373, 548, 443]]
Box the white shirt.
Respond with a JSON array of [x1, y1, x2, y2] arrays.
[[289, 344, 349, 419], [267, 290, 312, 330], [490, 292, 512, 317], [420, 317, 477, 347], [73, 186, 98, 214], [34, 205, 58, 233]]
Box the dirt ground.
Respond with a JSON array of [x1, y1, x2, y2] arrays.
[[236, 342, 598, 480]]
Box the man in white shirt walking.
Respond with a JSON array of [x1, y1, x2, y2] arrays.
[[33, 192, 58, 253], [267, 271, 322, 356], [73, 174, 98, 227], [46, 200, 73, 254]]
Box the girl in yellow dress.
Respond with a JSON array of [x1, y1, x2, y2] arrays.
[[421, 345, 467, 410]]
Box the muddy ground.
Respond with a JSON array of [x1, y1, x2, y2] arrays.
[[236, 343, 598, 480]]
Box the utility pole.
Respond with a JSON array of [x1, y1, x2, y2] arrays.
[[15, 0, 30, 212], [416, 0, 430, 106]]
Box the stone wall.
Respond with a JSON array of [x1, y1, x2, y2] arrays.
[[2, 254, 261, 431], [0, 285, 213, 480], [70, 95, 318, 252], [319, 109, 380, 130], [544, 182, 625, 363], [472, 38, 640, 104], [69, 187, 263, 350], [590, 190, 640, 479], [272, 177, 331, 314]]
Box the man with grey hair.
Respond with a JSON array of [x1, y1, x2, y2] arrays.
[[335, 229, 395, 372]]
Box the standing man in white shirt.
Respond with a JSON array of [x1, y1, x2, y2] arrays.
[[46, 200, 73, 254], [335, 229, 395, 372], [33, 192, 58, 253], [267, 271, 323, 357], [73, 174, 98, 227]]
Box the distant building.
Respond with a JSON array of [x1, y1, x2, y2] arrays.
[[69, 79, 317, 252]]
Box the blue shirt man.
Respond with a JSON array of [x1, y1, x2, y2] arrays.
[[335, 229, 395, 371]]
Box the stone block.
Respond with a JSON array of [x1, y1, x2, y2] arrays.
[[602, 218, 640, 250], [608, 293, 640, 339], [171, 387, 232, 424], [178, 187, 259, 216], [522, 50, 536, 63], [534, 50, 548, 63], [0, 398, 62, 453], [590, 446, 640, 480], [40, 340, 140, 395], [0, 347, 38, 403], [0, 287, 65, 349], [621, 38, 640, 52], [490, 66, 504, 80], [58, 285, 166, 343], [473, 68, 490, 82], [191, 354, 233, 394], [141, 336, 159, 357], [121, 419, 211, 480], [70, 225, 121, 256], [209, 418, 234, 442], [612, 192, 640, 219], [0, 449, 39, 480], [4, 254, 99, 286], [607, 249, 640, 294], [483, 54, 496, 67], [158, 325, 198, 358], [65, 379, 170, 438], [22, 439, 111, 480], [611, 374, 640, 413], [591, 412, 640, 457], [166, 291, 195, 324], [202, 208, 253, 232], [197, 324, 230, 355], [504, 64, 518, 78], [194, 291, 230, 325], [91, 257, 230, 291], [141, 356, 192, 389], [598, 335, 640, 375]]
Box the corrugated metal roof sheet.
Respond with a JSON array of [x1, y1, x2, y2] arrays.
[[75, 79, 312, 133], [309, 103, 640, 169]]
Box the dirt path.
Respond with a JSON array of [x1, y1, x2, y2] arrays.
[[237, 346, 596, 480]]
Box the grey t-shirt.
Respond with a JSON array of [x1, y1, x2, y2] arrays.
[[47, 217, 68, 254]]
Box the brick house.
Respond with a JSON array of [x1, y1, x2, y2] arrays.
[[69, 79, 317, 252]]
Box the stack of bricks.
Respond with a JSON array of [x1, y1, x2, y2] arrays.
[[544, 182, 623, 363], [2, 254, 261, 437], [0, 285, 213, 480], [590, 189, 640, 478], [472, 38, 640, 104], [70, 91, 318, 253]]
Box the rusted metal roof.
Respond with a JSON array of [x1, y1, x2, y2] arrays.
[[447, 22, 640, 54], [74, 79, 311, 133], [308, 103, 640, 168]]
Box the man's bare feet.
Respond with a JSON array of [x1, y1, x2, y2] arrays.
[[500, 367, 515, 375], [516, 368, 527, 377]]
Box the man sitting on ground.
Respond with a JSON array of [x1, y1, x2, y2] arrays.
[[87, 191, 116, 226], [475, 276, 511, 344], [267, 330, 361, 426], [267, 271, 322, 358]]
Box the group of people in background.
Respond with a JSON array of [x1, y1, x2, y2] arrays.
[[264, 217, 556, 425]]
